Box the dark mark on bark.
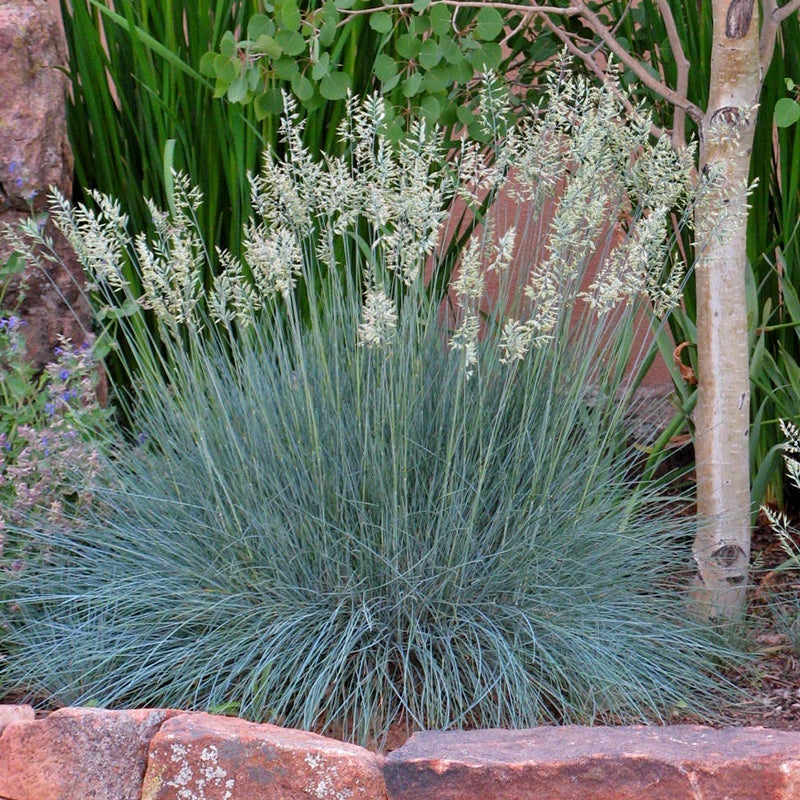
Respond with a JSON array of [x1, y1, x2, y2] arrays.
[[710, 106, 744, 128], [711, 544, 746, 568], [726, 0, 754, 38]]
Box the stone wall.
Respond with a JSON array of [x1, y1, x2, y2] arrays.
[[0, 0, 92, 370], [1, 705, 799, 800]]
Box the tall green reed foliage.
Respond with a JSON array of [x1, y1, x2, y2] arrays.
[[61, 0, 262, 267], [760, 420, 800, 651], [3, 70, 742, 744], [746, 24, 800, 509]]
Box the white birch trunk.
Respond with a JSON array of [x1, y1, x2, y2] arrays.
[[691, 0, 762, 620]]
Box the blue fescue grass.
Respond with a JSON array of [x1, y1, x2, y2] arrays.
[[2, 76, 747, 744], [2, 291, 744, 743]]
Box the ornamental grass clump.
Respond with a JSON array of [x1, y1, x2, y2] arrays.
[[3, 69, 742, 744]]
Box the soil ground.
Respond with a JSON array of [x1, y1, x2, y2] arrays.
[[700, 513, 800, 732]]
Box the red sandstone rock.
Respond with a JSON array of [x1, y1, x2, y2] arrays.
[[0, 1, 72, 212], [384, 725, 800, 800], [141, 712, 388, 800], [0, 1, 94, 373], [0, 705, 34, 735], [0, 706, 173, 800]]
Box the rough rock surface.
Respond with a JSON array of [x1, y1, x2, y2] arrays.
[[0, 706, 172, 800], [0, 0, 72, 209], [1, 707, 800, 800], [141, 712, 388, 800], [0, 705, 33, 736], [0, 0, 92, 370], [384, 725, 800, 800]]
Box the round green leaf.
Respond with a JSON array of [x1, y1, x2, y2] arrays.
[[247, 14, 274, 40], [199, 51, 217, 78], [246, 67, 261, 92], [526, 33, 560, 63], [323, 0, 340, 25], [402, 70, 423, 98], [418, 38, 442, 69], [408, 15, 430, 36], [277, 0, 302, 32], [254, 34, 283, 59], [213, 78, 228, 99], [429, 4, 451, 35], [419, 94, 441, 124], [412, 0, 430, 11], [276, 29, 306, 56], [227, 73, 250, 104], [385, 119, 405, 142], [423, 64, 453, 93], [456, 104, 476, 126], [220, 31, 237, 58], [440, 37, 462, 65], [775, 98, 800, 128], [374, 53, 398, 82], [311, 52, 330, 80], [381, 72, 401, 93], [304, 91, 326, 112], [319, 17, 337, 47], [370, 11, 393, 33], [467, 41, 502, 70], [320, 70, 351, 100], [474, 7, 504, 41], [451, 56, 474, 85], [255, 88, 284, 118], [274, 55, 300, 80], [214, 54, 239, 84], [396, 33, 421, 59], [291, 72, 314, 102]]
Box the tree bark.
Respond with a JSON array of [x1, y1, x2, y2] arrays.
[[691, 0, 762, 620]]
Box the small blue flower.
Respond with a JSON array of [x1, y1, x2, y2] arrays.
[[59, 368, 70, 381], [45, 401, 56, 416], [137, 432, 147, 445], [8, 161, 17, 174]]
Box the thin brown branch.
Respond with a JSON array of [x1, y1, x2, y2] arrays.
[[575, 0, 702, 123], [652, 0, 690, 149], [762, 0, 800, 69], [500, 9, 536, 47], [340, 1, 584, 19], [761, 0, 781, 69], [775, 0, 800, 23]]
